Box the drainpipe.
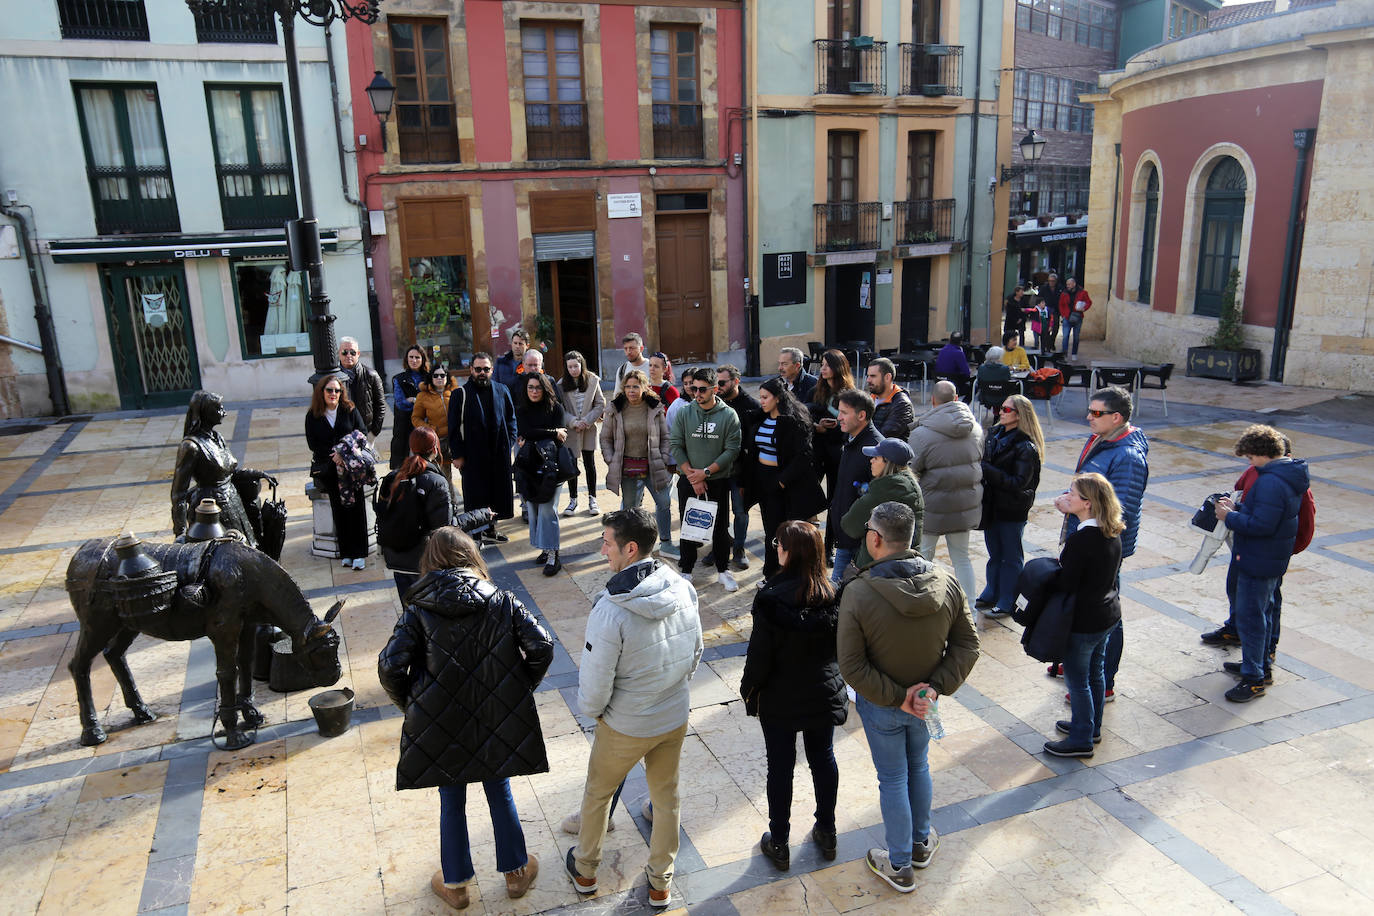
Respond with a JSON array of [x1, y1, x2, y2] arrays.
[[324, 24, 385, 377], [960, 0, 988, 341], [1, 202, 70, 416], [742, 4, 758, 376], [1107, 142, 1121, 300], [1269, 128, 1315, 383]]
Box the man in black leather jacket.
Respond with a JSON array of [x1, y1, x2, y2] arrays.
[[340, 336, 386, 437]]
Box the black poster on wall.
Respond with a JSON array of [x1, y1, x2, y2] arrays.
[[764, 251, 808, 307]]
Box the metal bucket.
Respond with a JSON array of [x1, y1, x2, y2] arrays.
[[308, 687, 355, 738]]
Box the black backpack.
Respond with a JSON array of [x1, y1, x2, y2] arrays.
[[375, 471, 426, 552]]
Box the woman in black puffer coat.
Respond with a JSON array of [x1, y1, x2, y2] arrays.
[[976, 393, 1044, 620], [739, 520, 846, 871], [378, 527, 554, 909], [376, 426, 453, 600]]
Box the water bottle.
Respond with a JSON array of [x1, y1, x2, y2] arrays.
[[921, 690, 945, 739]]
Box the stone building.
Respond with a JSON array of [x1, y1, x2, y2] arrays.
[[1084, 0, 1374, 389]]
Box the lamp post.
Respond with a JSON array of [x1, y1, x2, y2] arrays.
[[185, 0, 382, 388], [1000, 129, 1047, 184], [364, 71, 396, 151]]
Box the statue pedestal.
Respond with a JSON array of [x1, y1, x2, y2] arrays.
[[306, 480, 377, 559]]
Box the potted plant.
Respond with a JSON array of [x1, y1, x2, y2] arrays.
[[1186, 268, 1262, 382], [534, 312, 557, 354], [404, 274, 464, 340]]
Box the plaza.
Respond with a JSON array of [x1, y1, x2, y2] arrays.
[[2, 358, 1374, 915]]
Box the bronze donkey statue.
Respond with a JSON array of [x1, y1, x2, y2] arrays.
[[65, 534, 343, 750]]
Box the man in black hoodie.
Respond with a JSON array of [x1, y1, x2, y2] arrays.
[[830, 389, 881, 583]]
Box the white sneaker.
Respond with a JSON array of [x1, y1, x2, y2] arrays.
[[563, 498, 578, 516], [352, 558, 366, 570], [718, 571, 739, 592], [340, 558, 350, 568], [560, 810, 616, 835], [587, 496, 599, 514]]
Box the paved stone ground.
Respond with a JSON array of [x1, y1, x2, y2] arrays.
[[2, 346, 1373, 915]]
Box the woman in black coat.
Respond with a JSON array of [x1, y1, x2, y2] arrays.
[[304, 376, 371, 569], [514, 373, 569, 576], [739, 521, 846, 871], [808, 350, 856, 563], [749, 377, 829, 577], [378, 527, 554, 909], [977, 393, 1045, 620], [389, 345, 429, 469], [375, 426, 453, 600]]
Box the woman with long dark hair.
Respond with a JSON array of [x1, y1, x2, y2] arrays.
[[376, 426, 453, 599], [809, 349, 856, 564], [750, 378, 829, 577], [305, 376, 371, 570], [977, 393, 1044, 622], [739, 520, 845, 870], [514, 372, 568, 576], [379, 527, 553, 909], [600, 369, 676, 556], [390, 346, 430, 469], [559, 350, 606, 516], [410, 363, 458, 486]]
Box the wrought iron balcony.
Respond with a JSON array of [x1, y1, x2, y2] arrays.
[[58, 0, 149, 40], [193, 7, 277, 43], [525, 102, 590, 161], [900, 44, 963, 97], [653, 103, 703, 159], [814, 39, 888, 95], [814, 202, 882, 252], [216, 164, 297, 230], [88, 165, 179, 234], [894, 198, 956, 244]]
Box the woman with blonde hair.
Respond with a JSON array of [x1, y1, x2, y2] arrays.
[[600, 368, 676, 555], [977, 393, 1044, 621], [411, 363, 458, 484], [379, 526, 554, 909], [1042, 472, 1123, 758]]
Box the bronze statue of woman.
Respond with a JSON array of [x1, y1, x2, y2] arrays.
[[171, 391, 276, 547]]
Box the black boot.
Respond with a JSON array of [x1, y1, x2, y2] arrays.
[[543, 551, 562, 576], [759, 832, 790, 871]]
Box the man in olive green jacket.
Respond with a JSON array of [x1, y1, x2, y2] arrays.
[[838, 501, 979, 893]]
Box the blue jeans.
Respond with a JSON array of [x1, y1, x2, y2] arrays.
[[979, 520, 1026, 613], [1234, 572, 1280, 681], [527, 483, 562, 551], [1222, 557, 1282, 654], [621, 475, 673, 542], [856, 695, 932, 870], [729, 479, 748, 553], [439, 780, 528, 884], [1061, 314, 1083, 355], [1062, 626, 1114, 746], [830, 546, 856, 584]]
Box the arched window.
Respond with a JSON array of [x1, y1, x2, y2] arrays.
[[1138, 165, 1158, 304], [1195, 157, 1246, 316]]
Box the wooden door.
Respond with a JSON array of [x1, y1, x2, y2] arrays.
[[655, 212, 713, 362]]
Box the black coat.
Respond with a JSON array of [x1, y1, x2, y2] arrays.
[[873, 388, 916, 440], [346, 362, 387, 436], [305, 407, 368, 478], [376, 464, 454, 574], [782, 371, 818, 403], [980, 425, 1041, 527], [514, 401, 568, 503], [378, 568, 554, 790], [833, 423, 883, 550], [739, 573, 847, 729], [389, 370, 425, 469], [448, 380, 517, 519], [742, 413, 828, 520]]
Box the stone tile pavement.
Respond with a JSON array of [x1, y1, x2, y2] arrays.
[[2, 361, 1373, 915]]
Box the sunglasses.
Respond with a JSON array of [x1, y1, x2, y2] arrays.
[[432, 373, 447, 378], [324, 387, 341, 394], [1087, 408, 1115, 418], [1000, 405, 1016, 413], [471, 366, 491, 373], [690, 386, 712, 394], [340, 349, 357, 355], [864, 524, 881, 537]]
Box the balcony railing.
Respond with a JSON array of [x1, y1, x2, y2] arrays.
[[652, 103, 703, 159], [525, 102, 590, 161], [814, 202, 882, 252], [89, 165, 179, 234], [814, 39, 888, 95], [194, 7, 277, 44], [217, 164, 297, 230], [900, 44, 963, 97], [894, 198, 956, 245], [58, 0, 149, 40]]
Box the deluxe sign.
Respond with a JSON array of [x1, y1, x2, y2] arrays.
[[175, 248, 231, 259]]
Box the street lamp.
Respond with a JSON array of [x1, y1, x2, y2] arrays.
[[1000, 130, 1047, 183], [185, 0, 382, 387], [364, 71, 396, 151]]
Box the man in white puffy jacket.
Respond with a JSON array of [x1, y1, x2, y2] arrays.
[[566, 508, 703, 909]]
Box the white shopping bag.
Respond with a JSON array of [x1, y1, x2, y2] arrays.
[[679, 495, 718, 544]]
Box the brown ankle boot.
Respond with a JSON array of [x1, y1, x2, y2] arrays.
[[505, 853, 539, 899], [430, 869, 469, 909]]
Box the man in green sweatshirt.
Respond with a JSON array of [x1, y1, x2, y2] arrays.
[[669, 367, 743, 591]]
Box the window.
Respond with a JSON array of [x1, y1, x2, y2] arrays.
[[1012, 70, 1094, 134], [522, 23, 589, 160], [1011, 165, 1090, 216], [58, 0, 148, 41], [1015, 0, 1116, 52], [828, 131, 858, 203], [408, 255, 473, 369], [1138, 166, 1159, 303], [830, 0, 861, 40], [1195, 157, 1246, 316], [74, 84, 178, 234], [206, 86, 296, 230], [651, 26, 702, 159], [390, 18, 459, 164], [907, 131, 935, 201], [193, 6, 276, 43], [233, 260, 311, 358]]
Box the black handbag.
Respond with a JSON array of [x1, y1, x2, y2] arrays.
[[259, 481, 288, 562]]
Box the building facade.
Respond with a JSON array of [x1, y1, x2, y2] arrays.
[[347, 0, 744, 378], [751, 0, 1011, 362], [1084, 0, 1374, 390], [0, 0, 369, 417]]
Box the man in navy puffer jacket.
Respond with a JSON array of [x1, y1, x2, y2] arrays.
[[1215, 425, 1309, 703]]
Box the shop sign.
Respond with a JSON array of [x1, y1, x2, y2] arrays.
[[607, 193, 642, 219]]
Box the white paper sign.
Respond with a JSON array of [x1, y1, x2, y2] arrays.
[[141, 293, 169, 328], [607, 193, 642, 219], [876, 268, 893, 285]]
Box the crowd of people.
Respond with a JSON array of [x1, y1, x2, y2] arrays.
[[293, 325, 1313, 908]]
